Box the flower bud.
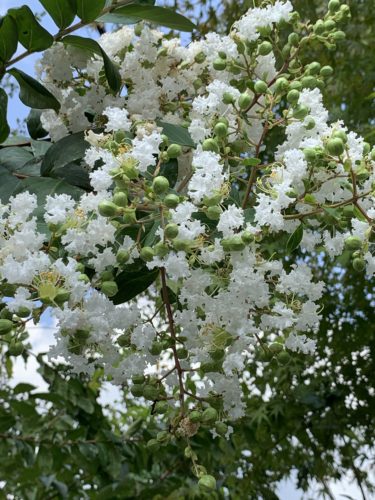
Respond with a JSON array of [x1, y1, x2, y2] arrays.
[[173, 239, 191, 252], [101, 281, 118, 297], [328, 0, 341, 12], [198, 475, 217, 491], [238, 93, 252, 109], [177, 347, 188, 359], [314, 20, 325, 35], [117, 333, 131, 347], [54, 289, 71, 305], [215, 421, 228, 435], [203, 193, 222, 206], [363, 142, 371, 155], [241, 231, 254, 244], [222, 92, 235, 104], [154, 401, 169, 414], [143, 384, 160, 401], [8, 341, 24, 356], [320, 65, 334, 77], [16, 307, 31, 318], [201, 407, 218, 424], [288, 32, 299, 46], [214, 122, 228, 138], [132, 374, 145, 384], [301, 76, 317, 89], [152, 176, 170, 195], [228, 236, 246, 251], [140, 246, 155, 262], [98, 200, 119, 218], [206, 205, 222, 220], [293, 105, 309, 120], [149, 341, 163, 355], [202, 138, 220, 153], [154, 242, 169, 257], [164, 223, 179, 239], [131, 384, 144, 397], [194, 52, 206, 64], [254, 80, 268, 94], [189, 410, 202, 423], [287, 89, 300, 104], [324, 20, 336, 31], [277, 351, 290, 365], [116, 249, 130, 265], [167, 143, 182, 159], [326, 138, 345, 156], [156, 430, 170, 443], [345, 236, 362, 251], [269, 342, 283, 353], [146, 438, 159, 452], [123, 208, 137, 224], [213, 57, 226, 71], [352, 257, 366, 272], [113, 192, 128, 208], [0, 319, 13, 336], [274, 77, 289, 93], [304, 118, 316, 130], [371, 148, 375, 161], [303, 148, 317, 162], [258, 41, 273, 55]]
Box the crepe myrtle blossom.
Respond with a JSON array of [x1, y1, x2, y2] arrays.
[[0, 0, 370, 485]]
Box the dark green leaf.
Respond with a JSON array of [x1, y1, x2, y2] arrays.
[[39, 0, 77, 29], [243, 158, 261, 167], [41, 131, 89, 176], [0, 167, 21, 202], [31, 139, 52, 157], [76, 0, 106, 23], [98, 5, 196, 32], [62, 35, 121, 92], [13, 383, 36, 394], [0, 15, 18, 62], [8, 6, 53, 52], [27, 109, 49, 140], [113, 267, 159, 304], [0, 88, 10, 143], [158, 121, 195, 147], [160, 158, 178, 187], [0, 414, 16, 432], [8, 68, 60, 112], [52, 163, 91, 189], [286, 224, 304, 253], [0, 147, 33, 172]]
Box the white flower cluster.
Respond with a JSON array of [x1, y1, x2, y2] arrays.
[[1, 0, 373, 427]]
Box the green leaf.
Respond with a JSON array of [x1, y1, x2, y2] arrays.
[[0, 146, 34, 172], [62, 35, 121, 92], [0, 88, 10, 144], [27, 109, 49, 140], [0, 167, 21, 202], [0, 15, 18, 62], [76, 0, 106, 23], [286, 224, 304, 253], [13, 383, 36, 394], [39, 0, 77, 29], [243, 158, 261, 167], [98, 5, 196, 32], [8, 68, 60, 112], [8, 5, 54, 52], [41, 131, 89, 176], [158, 122, 195, 147], [113, 267, 159, 304]]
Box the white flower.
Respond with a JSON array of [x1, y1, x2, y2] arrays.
[[217, 205, 244, 237], [103, 106, 131, 132]]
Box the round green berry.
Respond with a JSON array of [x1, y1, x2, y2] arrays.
[[140, 246, 155, 262], [320, 65, 334, 77], [201, 407, 218, 424], [132, 374, 146, 384], [164, 193, 180, 208], [167, 143, 182, 159], [215, 421, 228, 435], [164, 223, 179, 239], [202, 138, 220, 153], [0, 319, 13, 336], [254, 80, 268, 94], [238, 93, 252, 109], [101, 281, 118, 297], [345, 236, 363, 251], [293, 105, 309, 120], [189, 410, 202, 423], [112, 191, 128, 208], [143, 385, 160, 401], [154, 242, 169, 257], [198, 475, 216, 491], [98, 200, 119, 218], [352, 257, 366, 272], [326, 138, 345, 156], [214, 122, 228, 138], [152, 176, 170, 195], [207, 205, 222, 220], [213, 57, 226, 71], [277, 351, 290, 365], [116, 249, 130, 265], [154, 401, 169, 414], [303, 148, 317, 162], [258, 41, 273, 56], [8, 341, 24, 356], [328, 0, 341, 12], [222, 92, 235, 104], [287, 89, 300, 104], [274, 77, 289, 93], [146, 438, 159, 452], [149, 341, 163, 355], [131, 384, 144, 397]]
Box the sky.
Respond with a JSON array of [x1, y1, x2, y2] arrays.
[[0, 1, 368, 498]]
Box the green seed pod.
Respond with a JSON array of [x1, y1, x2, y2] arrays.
[[156, 430, 170, 443], [241, 231, 254, 244], [149, 341, 163, 355], [293, 105, 309, 120], [154, 401, 169, 414], [198, 475, 217, 491], [164, 223, 179, 239], [257, 25, 272, 37], [332, 30, 346, 42], [314, 20, 325, 35], [326, 138, 345, 156], [101, 270, 113, 281], [154, 242, 169, 257], [345, 236, 363, 251], [324, 19, 336, 31], [152, 176, 170, 195], [101, 281, 119, 298], [0, 319, 13, 336], [189, 410, 202, 423], [98, 200, 119, 218], [289, 81, 302, 91], [307, 62, 321, 75], [277, 351, 290, 365], [258, 41, 273, 55], [238, 93, 252, 109], [132, 374, 145, 384], [213, 57, 226, 71], [194, 52, 206, 64], [303, 148, 317, 162], [164, 194, 180, 208], [113, 191, 128, 208], [143, 384, 160, 401], [207, 205, 222, 220], [202, 138, 220, 153], [301, 76, 317, 89], [167, 143, 182, 159], [281, 44, 291, 58], [254, 80, 268, 94], [131, 384, 144, 397], [177, 348, 188, 359], [331, 130, 347, 143], [75, 329, 90, 340], [146, 438, 159, 452], [320, 65, 334, 77], [288, 32, 299, 46], [274, 77, 289, 93], [222, 92, 235, 104], [78, 273, 90, 284], [287, 89, 300, 104], [215, 421, 228, 435], [116, 249, 130, 265], [173, 239, 191, 252], [214, 122, 228, 138], [54, 289, 71, 305], [193, 78, 203, 90], [363, 142, 371, 155], [218, 51, 227, 59], [201, 407, 218, 424], [114, 130, 126, 143], [269, 342, 283, 353], [8, 341, 24, 356], [328, 0, 341, 12], [16, 307, 31, 318], [353, 257, 366, 272], [140, 246, 155, 262], [117, 333, 131, 347]]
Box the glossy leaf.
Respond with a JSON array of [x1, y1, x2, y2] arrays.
[[27, 109, 49, 140], [41, 130, 89, 176], [286, 224, 304, 253], [8, 68, 61, 112], [39, 0, 77, 29], [0, 88, 10, 144], [98, 5, 196, 32], [158, 121, 195, 147], [8, 6, 53, 52], [113, 267, 159, 304], [76, 0, 106, 23], [0, 15, 18, 62], [62, 35, 121, 92]]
